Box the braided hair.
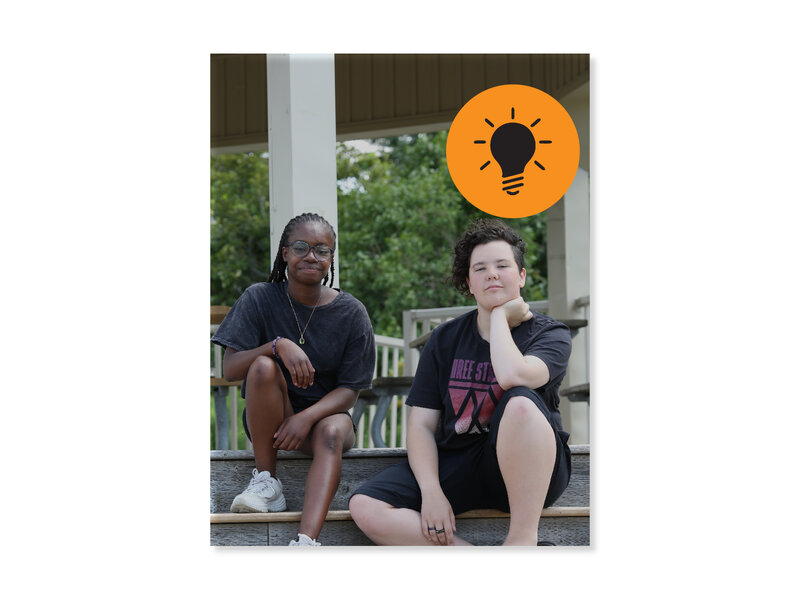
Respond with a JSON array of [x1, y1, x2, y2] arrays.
[[268, 213, 337, 287]]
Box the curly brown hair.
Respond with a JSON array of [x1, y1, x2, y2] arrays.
[[450, 219, 526, 296]]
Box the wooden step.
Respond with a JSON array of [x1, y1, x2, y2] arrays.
[[211, 445, 590, 546], [211, 445, 589, 512], [211, 507, 589, 546]]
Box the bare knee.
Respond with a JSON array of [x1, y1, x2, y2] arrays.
[[313, 420, 348, 454], [349, 494, 384, 531], [502, 396, 539, 422], [498, 396, 553, 443], [246, 356, 283, 388]]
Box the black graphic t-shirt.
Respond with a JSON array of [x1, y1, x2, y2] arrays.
[[406, 309, 572, 450]]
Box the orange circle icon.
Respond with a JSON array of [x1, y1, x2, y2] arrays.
[[446, 84, 580, 218]]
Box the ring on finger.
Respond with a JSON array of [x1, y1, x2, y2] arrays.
[[435, 528, 445, 534]]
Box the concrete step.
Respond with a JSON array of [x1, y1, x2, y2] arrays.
[[211, 445, 589, 546]]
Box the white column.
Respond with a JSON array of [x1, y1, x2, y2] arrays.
[[546, 167, 590, 444], [267, 54, 339, 286]]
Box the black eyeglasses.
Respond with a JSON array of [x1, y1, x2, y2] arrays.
[[286, 240, 334, 259]]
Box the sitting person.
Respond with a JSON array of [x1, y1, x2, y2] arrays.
[[349, 218, 572, 545], [212, 213, 375, 546]]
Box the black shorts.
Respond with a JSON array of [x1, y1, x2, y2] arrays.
[[351, 386, 571, 513]]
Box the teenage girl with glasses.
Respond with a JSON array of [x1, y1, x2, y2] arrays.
[[212, 213, 376, 546]]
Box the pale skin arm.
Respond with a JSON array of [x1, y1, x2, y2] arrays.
[[407, 406, 457, 546], [489, 296, 551, 390]]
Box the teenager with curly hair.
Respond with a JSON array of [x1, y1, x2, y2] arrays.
[[350, 218, 571, 546]]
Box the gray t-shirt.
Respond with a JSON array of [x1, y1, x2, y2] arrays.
[[211, 281, 376, 411]]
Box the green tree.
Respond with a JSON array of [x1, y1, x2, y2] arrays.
[[210, 133, 548, 335], [336, 131, 548, 337], [210, 152, 271, 307]]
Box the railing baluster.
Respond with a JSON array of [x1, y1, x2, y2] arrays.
[[212, 297, 581, 451]]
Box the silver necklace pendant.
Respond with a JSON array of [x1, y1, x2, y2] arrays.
[[286, 282, 320, 347]]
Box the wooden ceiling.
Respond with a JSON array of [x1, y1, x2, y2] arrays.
[[211, 54, 589, 152]]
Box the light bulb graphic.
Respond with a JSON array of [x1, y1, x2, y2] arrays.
[[475, 109, 551, 195], [490, 122, 535, 195], [445, 84, 579, 218]]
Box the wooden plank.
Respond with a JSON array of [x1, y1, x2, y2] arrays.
[[210, 56, 226, 140], [210, 450, 410, 512], [211, 506, 589, 524], [211, 523, 268, 546], [334, 54, 351, 124], [484, 53, 509, 89], [438, 54, 462, 111], [210, 305, 230, 324], [244, 54, 267, 136], [268, 520, 374, 546], [211, 448, 588, 512], [210, 377, 241, 387], [210, 448, 591, 513], [211, 514, 590, 546], [415, 54, 439, 115], [371, 55, 394, 120], [211, 445, 588, 460], [461, 54, 485, 104], [393, 54, 415, 117], [212, 510, 352, 524], [212, 54, 587, 150], [530, 54, 546, 91], [507, 54, 531, 85], [224, 55, 246, 136], [348, 54, 373, 122]]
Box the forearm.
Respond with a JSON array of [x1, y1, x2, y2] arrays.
[[489, 310, 527, 387], [489, 309, 550, 389], [407, 423, 443, 496], [221, 342, 277, 381], [297, 387, 357, 425]]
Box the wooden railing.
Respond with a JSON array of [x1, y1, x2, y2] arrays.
[[211, 296, 590, 450], [401, 300, 550, 375], [353, 334, 407, 449], [209, 328, 408, 450]]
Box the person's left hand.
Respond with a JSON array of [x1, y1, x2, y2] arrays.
[[494, 296, 533, 328], [273, 412, 314, 450]]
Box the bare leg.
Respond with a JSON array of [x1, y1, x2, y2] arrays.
[[349, 495, 472, 546], [296, 413, 355, 539], [495, 396, 556, 546], [243, 356, 290, 474]]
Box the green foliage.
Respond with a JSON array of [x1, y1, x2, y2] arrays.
[[210, 133, 548, 336], [336, 132, 547, 337], [210, 152, 271, 307]]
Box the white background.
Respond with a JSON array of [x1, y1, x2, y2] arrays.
[[2, 1, 798, 598]]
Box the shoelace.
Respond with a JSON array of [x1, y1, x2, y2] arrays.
[[245, 468, 277, 497]]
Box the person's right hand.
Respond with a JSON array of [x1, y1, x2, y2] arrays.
[[420, 488, 457, 546], [494, 295, 533, 329], [276, 339, 315, 389]]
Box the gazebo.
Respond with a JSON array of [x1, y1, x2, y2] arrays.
[[210, 53, 590, 443]]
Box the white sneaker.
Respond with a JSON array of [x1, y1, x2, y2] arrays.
[[230, 468, 287, 513], [289, 533, 321, 546]]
